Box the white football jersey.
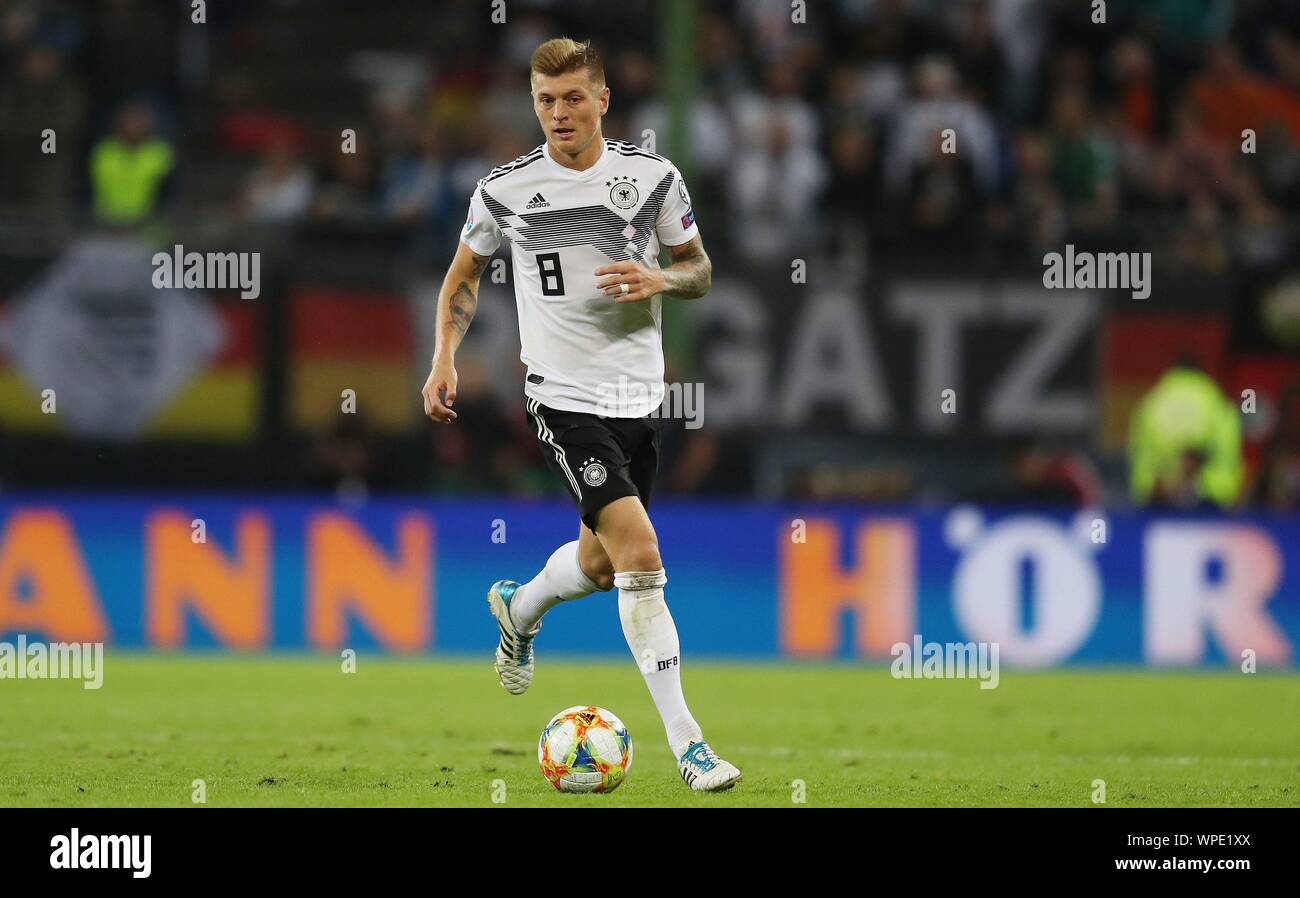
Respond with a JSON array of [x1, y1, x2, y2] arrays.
[[461, 138, 698, 417]]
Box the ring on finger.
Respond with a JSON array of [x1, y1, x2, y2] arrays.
[[620, 282, 629, 295]]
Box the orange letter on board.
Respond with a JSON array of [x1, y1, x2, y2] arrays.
[[307, 513, 432, 651], [0, 510, 108, 641], [147, 512, 269, 648], [780, 518, 915, 658]]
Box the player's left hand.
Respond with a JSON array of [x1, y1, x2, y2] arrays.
[[595, 262, 665, 303]]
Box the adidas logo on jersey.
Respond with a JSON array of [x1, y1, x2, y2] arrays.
[[525, 192, 551, 209]]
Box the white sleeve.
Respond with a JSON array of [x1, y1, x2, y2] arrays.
[[655, 166, 699, 247], [460, 185, 502, 256]]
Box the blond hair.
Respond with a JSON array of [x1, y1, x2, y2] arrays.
[[530, 37, 605, 89]]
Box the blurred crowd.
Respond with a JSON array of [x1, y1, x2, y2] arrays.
[[6, 0, 1300, 266], [1, 0, 1299, 510]]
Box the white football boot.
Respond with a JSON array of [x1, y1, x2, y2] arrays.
[[486, 580, 539, 695], [677, 740, 742, 792]]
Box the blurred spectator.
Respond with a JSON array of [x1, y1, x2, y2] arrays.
[[950, 0, 1006, 112], [236, 135, 314, 224], [900, 127, 981, 248], [1127, 0, 1233, 54], [1232, 172, 1287, 268], [380, 119, 446, 225], [428, 354, 545, 494], [88, 101, 174, 225], [988, 129, 1065, 252], [1130, 143, 1183, 214], [732, 59, 820, 151], [1173, 193, 1230, 273], [1045, 86, 1117, 232], [312, 146, 378, 226], [85, 0, 175, 111], [479, 64, 535, 146], [630, 93, 734, 183], [988, 0, 1048, 118], [0, 42, 85, 214], [728, 110, 826, 266], [823, 122, 882, 253], [1252, 381, 1300, 511], [1106, 37, 1158, 145], [1005, 439, 1103, 506], [304, 412, 392, 503], [1129, 358, 1243, 508], [861, 0, 954, 69], [698, 11, 751, 97], [445, 127, 528, 217], [1189, 41, 1300, 146], [1166, 99, 1244, 202], [886, 56, 998, 197], [1249, 118, 1300, 208]]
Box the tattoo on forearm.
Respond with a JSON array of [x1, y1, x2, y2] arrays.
[[660, 245, 712, 299], [446, 281, 478, 336], [441, 254, 488, 341]]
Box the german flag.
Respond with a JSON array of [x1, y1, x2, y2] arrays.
[[288, 285, 414, 433]]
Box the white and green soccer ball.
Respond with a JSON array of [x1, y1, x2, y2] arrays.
[[538, 705, 633, 793]]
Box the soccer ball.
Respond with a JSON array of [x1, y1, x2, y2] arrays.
[[538, 705, 633, 793]]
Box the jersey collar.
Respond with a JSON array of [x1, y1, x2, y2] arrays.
[[542, 136, 609, 178]]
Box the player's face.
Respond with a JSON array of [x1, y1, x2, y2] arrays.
[[532, 71, 609, 157]]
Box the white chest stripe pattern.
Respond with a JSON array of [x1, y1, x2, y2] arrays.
[[461, 139, 700, 417], [478, 171, 673, 264]]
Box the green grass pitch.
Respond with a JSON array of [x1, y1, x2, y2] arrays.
[[2, 656, 1297, 807]]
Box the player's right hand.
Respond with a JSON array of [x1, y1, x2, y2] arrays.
[[423, 358, 459, 423]]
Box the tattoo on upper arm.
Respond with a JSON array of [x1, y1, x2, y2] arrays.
[[468, 253, 489, 280], [670, 238, 703, 259]]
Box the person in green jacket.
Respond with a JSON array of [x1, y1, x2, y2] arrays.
[[89, 102, 174, 225], [1129, 358, 1243, 508]]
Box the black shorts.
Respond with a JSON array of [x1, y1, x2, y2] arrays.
[[525, 398, 661, 532]]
